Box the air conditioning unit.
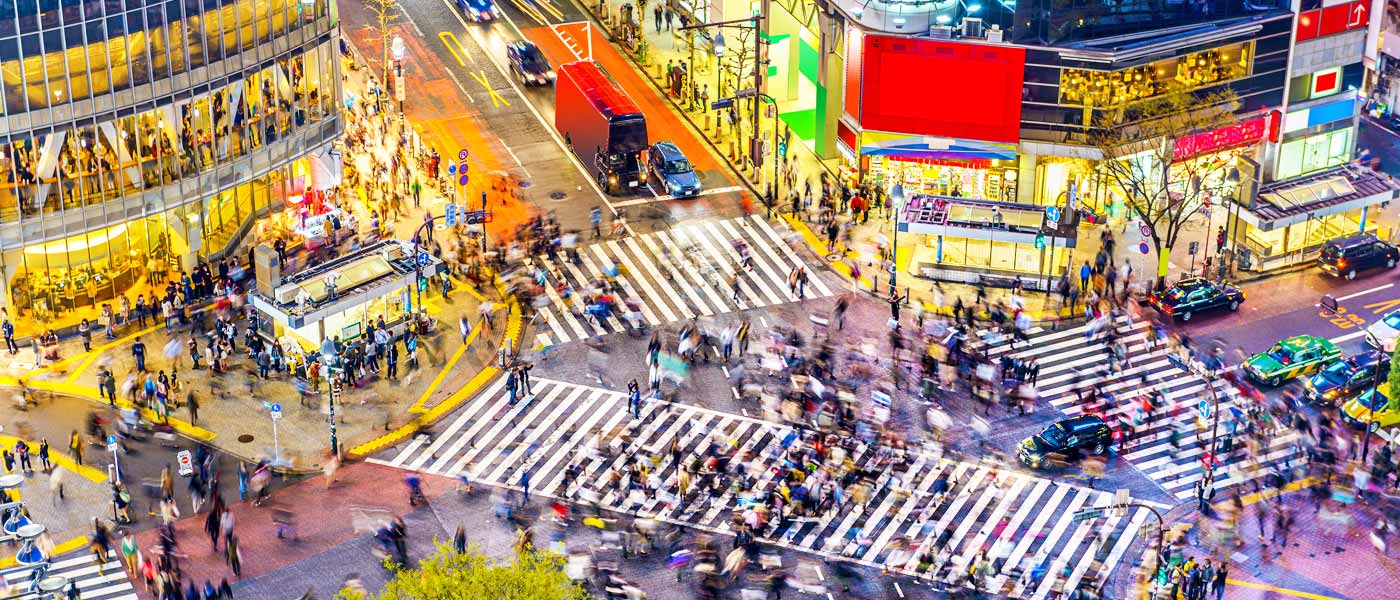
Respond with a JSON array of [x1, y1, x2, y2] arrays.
[[961, 18, 984, 39], [929, 25, 956, 39], [987, 25, 1005, 43]]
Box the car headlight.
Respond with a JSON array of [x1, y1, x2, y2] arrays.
[[669, 182, 681, 192]]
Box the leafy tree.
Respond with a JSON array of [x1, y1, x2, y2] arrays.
[[337, 542, 589, 600], [1387, 343, 1400, 413], [1089, 90, 1241, 289]]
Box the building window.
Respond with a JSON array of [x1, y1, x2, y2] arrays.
[[1059, 42, 1254, 107], [1276, 126, 1353, 180]]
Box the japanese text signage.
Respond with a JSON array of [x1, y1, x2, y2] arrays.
[[1172, 115, 1271, 162], [1297, 0, 1370, 42]]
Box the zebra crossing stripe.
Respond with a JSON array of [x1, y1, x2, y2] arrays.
[[747, 215, 835, 297], [372, 377, 1147, 596]]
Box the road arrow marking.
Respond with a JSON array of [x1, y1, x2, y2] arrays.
[[1364, 298, 1400, 314]]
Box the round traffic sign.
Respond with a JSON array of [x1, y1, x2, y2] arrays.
[[1138, 242, 1150, 254], [458, 149, 469, 161], [271, 403, 281, 412], [1139, 224, 1152, 238], [447, 164, 457, 174], [459, 174, 470, 186], [1198, 399, 1211, 420]]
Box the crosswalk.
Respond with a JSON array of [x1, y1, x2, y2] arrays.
[[372, 377, 1150, 596], [0, 549, 136, 600], [987, 317, 1309, 501], [527, 215, 835, 346]]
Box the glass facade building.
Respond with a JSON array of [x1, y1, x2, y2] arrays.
[[0, 0, 343, 330]]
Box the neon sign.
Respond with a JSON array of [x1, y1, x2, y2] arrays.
[[1172, 115, 1271, 162]]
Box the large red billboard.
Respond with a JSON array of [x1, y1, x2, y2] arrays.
[[858, 35, 1025, 144]]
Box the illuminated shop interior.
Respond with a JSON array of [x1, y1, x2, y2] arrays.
[[1058, 41, 1254, 107], [866, 156, 1019, 202]]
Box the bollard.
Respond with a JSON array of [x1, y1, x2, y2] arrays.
[[729, 140, 737, 161]]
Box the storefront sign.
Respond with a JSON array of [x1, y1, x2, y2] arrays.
[[1297, 0, 1369, 42], [1172, 115, 1271, 162]]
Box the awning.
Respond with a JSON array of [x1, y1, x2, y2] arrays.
[[1238, 164, 1400, 231], [860, 131, 1017, 162]]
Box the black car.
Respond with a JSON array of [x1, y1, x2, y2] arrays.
[[1017, 415, 1115, 469], [1319, 233, 1400, 279], [1303, 350, 1390, 406], [1146, 277, 1244, 321], [506, 41, 554, 86]]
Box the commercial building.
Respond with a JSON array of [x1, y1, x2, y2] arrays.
[[0, 0, 344, 333], [738, 0, 1396, 286]]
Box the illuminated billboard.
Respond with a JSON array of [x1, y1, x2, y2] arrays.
[[858, 35, 1025, 144]]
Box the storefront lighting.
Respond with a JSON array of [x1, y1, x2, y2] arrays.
[[967, 3, 982, 12], [1005, 170, 1017, 182], [24, 223, 127, 256], [893, 17, 907, 26], [936, 15, 951, 24]]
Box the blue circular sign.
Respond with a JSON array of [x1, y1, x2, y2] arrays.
[[447, 164, 457, 174], [459, 174, 470, 186], [1138, 242, 1150, 254], [1044, 206, 1061, 222]]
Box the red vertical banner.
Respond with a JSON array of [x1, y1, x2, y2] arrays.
[[843, 25, 863, 123]]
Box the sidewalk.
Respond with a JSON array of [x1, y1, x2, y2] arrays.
[[5, 54, 515, 473]]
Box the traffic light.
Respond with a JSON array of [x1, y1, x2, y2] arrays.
[[464, 210, 486, 225], [1034, 234, 1046, 250]]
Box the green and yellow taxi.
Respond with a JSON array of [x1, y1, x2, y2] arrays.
[[1341, 383, 1400, 432], [1244, 335, 1342, 386]]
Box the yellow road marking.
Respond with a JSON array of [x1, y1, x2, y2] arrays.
[[349, 297, 522, 459], [510, 0, 549, 25], [0, 434, 108, 483], [1225, 580, 1341, 600], [536, 0, 565, 21], [438, 31, 473, 66], [407, 320, 486, 414], [469, 70, 511, 108], [64, 321, 167, 384], [0, 536, 89, 569]]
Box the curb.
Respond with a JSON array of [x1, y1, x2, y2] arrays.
[[347, 293, 523, 461]]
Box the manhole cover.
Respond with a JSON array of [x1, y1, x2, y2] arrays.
[[519, 181, 533, 188], [549, 191, 567, 200], [236, 434, 254, 443], [826, 253, 842, 262]]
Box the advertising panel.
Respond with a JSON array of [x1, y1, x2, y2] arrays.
[[859, 35, 1025, 144]]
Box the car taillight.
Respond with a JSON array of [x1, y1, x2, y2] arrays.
[[1162, 305, 1173, 314]]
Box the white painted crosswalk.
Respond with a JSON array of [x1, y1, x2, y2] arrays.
[[372, 378, 1148, 596], [987, 318, 1309, 500], [528, 215, 834, 346], [0, 550, 137, 600]]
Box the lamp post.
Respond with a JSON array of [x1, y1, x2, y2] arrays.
[[685, 14, 767, 207], [890, 182, 905, 292], [391, 35, 407, 113], [712, 32, 724, 108]]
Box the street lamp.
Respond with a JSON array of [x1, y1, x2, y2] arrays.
[[391, 35, 407, 112], [713, 32, 725, 102], [890, 182, 905, 292]]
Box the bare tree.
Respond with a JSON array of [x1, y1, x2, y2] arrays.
[[1089, 90, 1240, 288], [363, 0, 402, 92]]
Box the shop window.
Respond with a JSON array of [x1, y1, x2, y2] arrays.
[[1059, 42, 1254, 107], [1277, 127, 1353, 180]]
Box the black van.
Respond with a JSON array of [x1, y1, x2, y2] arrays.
[[1319, 234, 1400, 279]]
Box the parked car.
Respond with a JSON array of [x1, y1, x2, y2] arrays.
[[647, 141, 701, 198], [1017, 415, 1114, 469], [1318, 233, 1399, 279], [1146, 277, 1244, 321], [1303, 350, 1389, 406]]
